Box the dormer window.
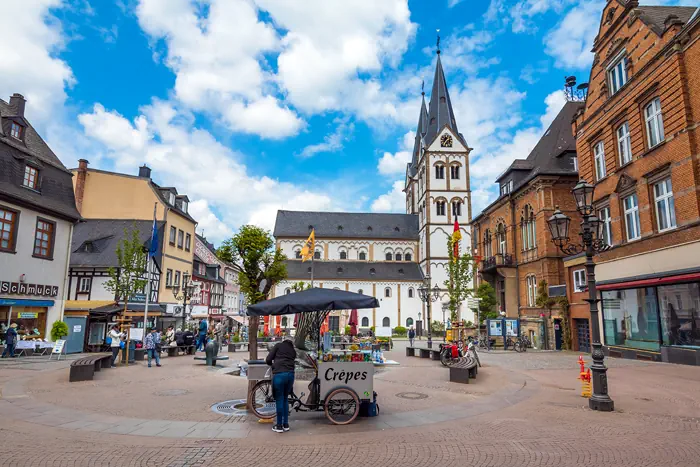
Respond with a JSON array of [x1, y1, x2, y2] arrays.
[[181, 200, 188, 213], [23, 165, 39, 189], [10, 122, 23, 140], [500, 180, 512, 196], [608, 51, 628, 95], [168, 192, 175, 205]]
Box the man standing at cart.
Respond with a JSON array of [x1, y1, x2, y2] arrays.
[[265, 336, 296, 433]]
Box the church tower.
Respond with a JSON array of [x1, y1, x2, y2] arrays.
[[405, 48, 472, 291]]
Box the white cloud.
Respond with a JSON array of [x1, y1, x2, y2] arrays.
[[544, 1, 605, 69], [485, 0, 578, 34], [377, 130, 414, 176], [0, 0, 74, 125], [79, 100, 339, 241], [190, 199, 233, 240], [520, 61, 549, 84], [299, 118, 355, 159], [448, 0, 465, 7], [370, 180, 405, 213]]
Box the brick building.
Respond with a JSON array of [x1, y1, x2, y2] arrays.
[[471, 101, 583, 350], [570, 2, 700, 364]]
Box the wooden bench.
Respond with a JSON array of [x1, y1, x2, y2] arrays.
[[166, 345, 196, 357], [448, 354, 479, 384], [69, 354, 113, 382]]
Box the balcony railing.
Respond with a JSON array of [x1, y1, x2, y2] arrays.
[[481, 253, 515, 271]]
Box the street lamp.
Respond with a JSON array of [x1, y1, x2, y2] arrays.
[[417, 274, 440, 349], [546, 179, 614, 412], [441, 302, 449, 342], [172, 271, 195, 330]]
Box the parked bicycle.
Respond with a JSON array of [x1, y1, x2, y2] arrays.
[[439, 340, 464, 367]]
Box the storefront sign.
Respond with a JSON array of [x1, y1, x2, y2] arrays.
[[319, 362, 374, 400], [73, 325, 82, 333], [52, 340, 66, 354], [130, 293, 146, 303], [0, 282, 58, 297], [19, 312, 39, 319]]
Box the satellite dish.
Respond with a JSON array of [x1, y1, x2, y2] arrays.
[[566, 76, 577, 87]]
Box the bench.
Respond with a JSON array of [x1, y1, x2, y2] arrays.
[[448, 354, 479, 384], [166, 345, 196, 357], [194, 355, 229, 366], [69, 354, 113, 382], [406, 347, 441, 360]]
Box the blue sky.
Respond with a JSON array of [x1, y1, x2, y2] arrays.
[[2, 0, 694, 243]]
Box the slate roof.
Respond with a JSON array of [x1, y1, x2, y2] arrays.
[[634, 6, 697, 34], [274, 210, 419, 240], [408, 95, 429, 177], [70, 219, 164, 268], [424, 54, 460, 147], [0, 96, 81, 221], [284, 260, 424, 282]]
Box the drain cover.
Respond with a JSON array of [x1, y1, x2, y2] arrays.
[[211, 399, 249, 416], [396, 392, 428, 400], [156, 389, 190, 397]]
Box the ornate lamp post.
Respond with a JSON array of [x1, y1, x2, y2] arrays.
[[441, 302, 449, 342], [417, 274, 440, 349], [546, 179, 614, 412], [172, 272, 195, 330]]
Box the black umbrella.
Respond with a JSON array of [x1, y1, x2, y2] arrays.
[[247, 287, 379, 316]]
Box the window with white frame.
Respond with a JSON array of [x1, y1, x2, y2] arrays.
[[617, 122, 632, 165], [573, 269, 587, 292], [572, 156, 578, 172], [623, 194, 641, 241], [608, 52, 627, 95], [654, 178, 676, 232], [78, 277, 92, 293], [500, 180, 513, 196], [496, 224, 506, 254], [526, 276, 537, 307], [645, 98, 664, 148], [598, 206, 612, 247], [594, 141, 606, 180]]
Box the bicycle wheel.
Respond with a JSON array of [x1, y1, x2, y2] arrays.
[[440, 349, 451, 367], [324, 388, 360, 425], [250, 380, 277, 420], [513, 341, 522, 352]]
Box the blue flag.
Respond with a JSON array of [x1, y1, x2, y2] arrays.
[[148, 218, 158, 257]]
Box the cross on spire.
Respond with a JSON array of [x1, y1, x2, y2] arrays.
[[436, 29, 441, 54]]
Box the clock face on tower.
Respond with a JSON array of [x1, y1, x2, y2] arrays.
[[440, 133, 453, 148]]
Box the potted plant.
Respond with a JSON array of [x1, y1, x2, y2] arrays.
[[50, 321, 69, 342]]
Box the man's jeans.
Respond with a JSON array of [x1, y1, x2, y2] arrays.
[[272, 371, 295, 426], [1, 343, 15, 358], [198, 334, 207, 351], [409, 337, 414, 347], [147, 349, 160, 366]]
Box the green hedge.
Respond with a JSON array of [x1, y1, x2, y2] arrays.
[[392, 326, 407, 337]]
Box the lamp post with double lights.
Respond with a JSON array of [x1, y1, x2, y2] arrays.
[[546, 179, 614, 412], [172, 272, 195, 331], [417, 273, 441, 349]]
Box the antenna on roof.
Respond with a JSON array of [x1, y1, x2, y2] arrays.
[[564, 75, 588, 102], [436, 29, 441, 55]]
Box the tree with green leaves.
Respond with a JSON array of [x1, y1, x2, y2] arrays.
[[218, 225, 287, 361], [535, 279, 570, 350], [444, 237, 474, 322], [288, 281, 320, 350], [475, 282, 498, 325], [104, 227, 149, 364]]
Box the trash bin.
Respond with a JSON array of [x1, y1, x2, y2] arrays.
[[246, 360, 271, 381], [121, 341, 136, 364]]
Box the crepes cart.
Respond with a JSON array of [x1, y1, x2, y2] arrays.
[[246, 288, 380, 425]]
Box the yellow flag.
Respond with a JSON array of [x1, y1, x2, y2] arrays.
[[301, 230, 315, 262]]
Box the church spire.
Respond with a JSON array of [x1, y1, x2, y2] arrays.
[[409, 91, 429, 174], [424, 50, 458, 146]]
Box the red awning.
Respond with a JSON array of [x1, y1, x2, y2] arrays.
[[597, 272, 700, 291]]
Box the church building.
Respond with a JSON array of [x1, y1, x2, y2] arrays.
[[272, 49, 472, 334]]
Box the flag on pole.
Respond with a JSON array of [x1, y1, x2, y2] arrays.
[[452, 218, 462, 260], [301, 229, 315, 262], [148, 214, 159, 258]]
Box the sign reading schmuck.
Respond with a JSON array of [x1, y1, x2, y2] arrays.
[[318, 361, 374, 400], [0, 282, 59, 297]]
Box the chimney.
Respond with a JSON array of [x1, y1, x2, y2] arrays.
[[9, 93, 26, 117], [138, 164, 152, 179], [75, 159, 89, 214]]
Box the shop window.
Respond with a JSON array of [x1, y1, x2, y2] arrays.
[[23, 165, 39, 189], [617, 122, 632, 165], [0, 307, 47, 339], [0, 206, 19, 252], [382, 317, 390, 327], [169, 226, 176, 245], [406, 317, 414, 327], [659, 283, 700, 347], [623, 194, 641, 241], [33, 218, 55, 259], [645, 98, 664, 148], [654, 178, 676, 232], [573, 269, 587, 292], [602, 288, 660, 350], [361, 317, 369, 327], [78, 277, 92, 293]]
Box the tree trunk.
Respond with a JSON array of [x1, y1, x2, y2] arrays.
[[246, 315, 259, 412]]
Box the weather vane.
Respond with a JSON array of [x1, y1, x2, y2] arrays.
[[436, 29, 441, 54]]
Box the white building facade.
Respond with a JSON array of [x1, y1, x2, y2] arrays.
[[271, 50, 474, 333]]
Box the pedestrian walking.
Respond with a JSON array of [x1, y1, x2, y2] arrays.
[[1, 323, 18, 358], [265, 336, 296, 433], [408, 326, 415, 347], [197, 319, 208, 351], [108, 325, 124, 367], [144, 328, 161, 368]]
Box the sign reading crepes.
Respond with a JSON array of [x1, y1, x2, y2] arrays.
[[0, 282, 59, 297], [319, 362, 374, 400]]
